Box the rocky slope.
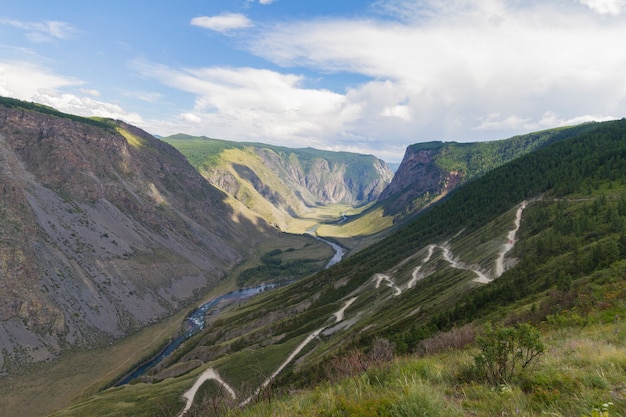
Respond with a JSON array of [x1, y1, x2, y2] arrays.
[[0, 99, 269, 372], [377, 142, 462, 217], [162, 135, 394, 230]]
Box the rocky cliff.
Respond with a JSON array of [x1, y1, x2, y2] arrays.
[[163, 135, 394, 230], [377, 143, 463, 218], [0, 99, 265, 372]]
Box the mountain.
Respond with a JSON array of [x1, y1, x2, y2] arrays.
[[48, 119, 626, 416], [378, 126, 594, 221], [161, 134, 394, 232], [0, 97, 288, 373]]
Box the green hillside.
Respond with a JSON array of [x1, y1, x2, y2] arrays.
[[162, 134, 393, 234], [51, 119, 626, 416], [320, 124, 593, 245]]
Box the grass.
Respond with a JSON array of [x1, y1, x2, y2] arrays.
[[226, 318, 626, 417], [116, 126, 146, 148]]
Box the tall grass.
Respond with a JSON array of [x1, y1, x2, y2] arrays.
[[225, 318, 626, 417]]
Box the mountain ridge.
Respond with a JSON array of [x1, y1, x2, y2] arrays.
[[378, 125, 594, 221], [162, 134, 394, 232]]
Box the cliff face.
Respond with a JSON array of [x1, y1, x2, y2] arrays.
[[164, 136, 394, 231], [254, 147, 393, 206], [378, 145, 463, 217], [0, 103, 261, 371]]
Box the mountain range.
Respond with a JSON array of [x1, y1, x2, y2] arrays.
[[0, 96, 624, 416], [161, 134, 394, 232]]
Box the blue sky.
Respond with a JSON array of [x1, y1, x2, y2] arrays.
[[1, 0, 626, 162]]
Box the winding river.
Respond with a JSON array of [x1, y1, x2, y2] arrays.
[[115, 234, 344, 386]]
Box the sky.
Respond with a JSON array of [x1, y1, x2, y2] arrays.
[[1, 0, 626, 162]]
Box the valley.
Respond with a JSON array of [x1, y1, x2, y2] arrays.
[[1, 98, 625, 417], [176, 200, 529, 416]]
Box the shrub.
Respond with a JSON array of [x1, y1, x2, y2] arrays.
[[416, 325, 476, 356], [471, 322, 544, 384]]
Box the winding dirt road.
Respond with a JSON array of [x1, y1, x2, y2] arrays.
[[240, 297, 358, 406], [177, 201, 529, 415], [495, 201, 526, 277], [177, 368, 236, 417]]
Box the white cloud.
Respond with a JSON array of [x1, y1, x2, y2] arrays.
[[579, 0, 626, 15], [0, 60, 81, 98], [381, 104, 411, 121], [34, 92, 145, 125], [0, 19, 77, 42], [133, 0, 626, 160], [474, 113, 534, 131], [80, 88, 100, 97], [191, 13, 253, 33], [242, 0, 626, 147], [179, 112, 202, 123], [133, 60, 363, 147], [259, 0, 276, 4], [0, 60, 144, 126]]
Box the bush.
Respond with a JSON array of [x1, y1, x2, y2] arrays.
[[471, 322, 544, 384], [416, 325, 476, 356]]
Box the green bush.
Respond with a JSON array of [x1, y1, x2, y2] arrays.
[[471, 322, 544, 384]]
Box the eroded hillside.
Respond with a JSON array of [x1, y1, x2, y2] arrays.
[[0, 99, 280, 372]]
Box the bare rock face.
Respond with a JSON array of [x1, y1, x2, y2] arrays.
[[0, 103, 261, 372], [378, 145, 464, 217]]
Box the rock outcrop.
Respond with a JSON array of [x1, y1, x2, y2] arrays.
[[378, 143, 463, 217]]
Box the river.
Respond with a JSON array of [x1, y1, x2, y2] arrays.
[[115, 234, 344, 386]]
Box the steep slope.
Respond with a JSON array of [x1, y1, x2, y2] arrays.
[[0, 97, 276, 372], [378, 125, 594, 221], [54, 119, 626, 416], [162, 135, 393, 231]]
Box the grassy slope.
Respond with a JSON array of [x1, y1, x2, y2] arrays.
[[229, 316, 626, 417]]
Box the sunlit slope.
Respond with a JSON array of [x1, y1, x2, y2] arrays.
[[162, 135, 393, 233], [315, 123, 597, 243]]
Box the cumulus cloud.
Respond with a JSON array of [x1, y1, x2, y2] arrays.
[[179, 112, 202, 123], [0, 60, 144, 126], [242, 0, 626, 146], [134, 1, 626, 160], [133, 59, 364, 148], [0, 60, 81, 98], [191, 13, 253, 33], [34, 92, 145, 125]]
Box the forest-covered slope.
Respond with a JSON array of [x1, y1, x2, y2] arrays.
[[378, 124, 594, 221], [51, 119, 626, 416]]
